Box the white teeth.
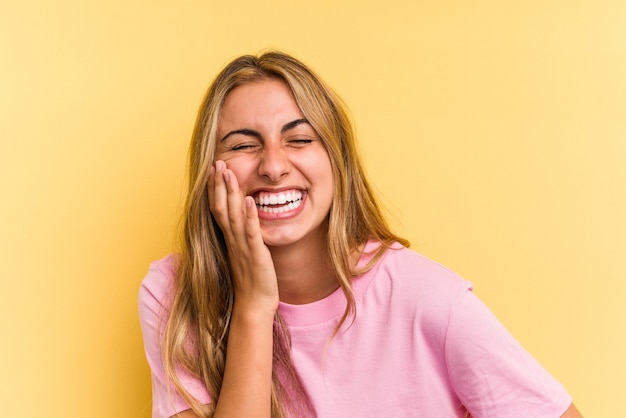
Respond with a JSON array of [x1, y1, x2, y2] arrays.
[[254, 190, 303, 207], [256, 197, 302, 213]]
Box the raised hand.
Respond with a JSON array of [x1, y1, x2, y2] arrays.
[[208, 160, 280, 314], [208, 160, 277, 418]]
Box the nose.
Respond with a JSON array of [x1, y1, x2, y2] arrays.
[[258, 145, 290, 182]]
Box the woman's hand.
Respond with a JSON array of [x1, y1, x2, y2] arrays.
[[208, 160, 277, 418], [208, 160, 279, 314]]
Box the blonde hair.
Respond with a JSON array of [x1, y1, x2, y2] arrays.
[[163, 51, 409, 417]]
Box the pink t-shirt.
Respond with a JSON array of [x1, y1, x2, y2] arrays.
[[139, 242, 572, 417]]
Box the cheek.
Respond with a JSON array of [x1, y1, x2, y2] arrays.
[[318, 153, 334, 185], [314, 157, 335, 199], [222, 157, 257, 185]]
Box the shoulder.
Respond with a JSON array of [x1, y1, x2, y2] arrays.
[[378, 245, 461, 278], [139, 254, 179, 299], [356, 243, 473, 339], [138, 253, 180, 323], [364, 243, 473, 302]]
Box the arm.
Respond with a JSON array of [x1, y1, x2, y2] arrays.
[[561, 403, 583, 418], [206, 161, 278, 418], [213, 304, 275, 417]]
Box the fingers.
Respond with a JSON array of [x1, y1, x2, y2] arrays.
[[224, 169, 246, 234], [244, 196, 263, 245], [208, 162, 279, 306], [208, 160, 251, 243]]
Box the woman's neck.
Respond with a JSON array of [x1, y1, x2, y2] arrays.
[[268, 235, 338, 305]]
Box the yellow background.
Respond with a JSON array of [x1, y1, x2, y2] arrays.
[[1, 1, 624, 416]]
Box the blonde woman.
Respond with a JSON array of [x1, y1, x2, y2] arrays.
[[139, 51, 582, 418]]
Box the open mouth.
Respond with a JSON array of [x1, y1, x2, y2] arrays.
[[253, 190, 304, 214]]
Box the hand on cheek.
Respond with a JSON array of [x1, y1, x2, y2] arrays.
[[208, 160, 279, 314]]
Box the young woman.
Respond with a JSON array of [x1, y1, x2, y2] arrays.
[[139, 51, 582, 418]]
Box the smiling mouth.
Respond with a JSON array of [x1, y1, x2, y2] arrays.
[[253, 190, 304, 214]]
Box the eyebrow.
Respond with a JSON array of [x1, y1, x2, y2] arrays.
[[220, 118, 310, 142], [281, 118, 309, 133]]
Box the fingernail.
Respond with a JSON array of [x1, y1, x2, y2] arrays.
[[222, 171, 230, 182], [216, 160, 225, 172]]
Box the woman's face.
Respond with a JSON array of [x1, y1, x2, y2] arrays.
[[214, 79, 334, 248]]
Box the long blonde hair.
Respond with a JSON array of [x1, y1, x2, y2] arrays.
[[163, 51, 409, 417]]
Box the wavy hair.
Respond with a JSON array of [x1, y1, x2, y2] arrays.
[[163, 51, 409, 417]]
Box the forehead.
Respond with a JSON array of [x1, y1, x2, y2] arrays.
[[215, 78, 321, 147], [220, 79, 302, 121]]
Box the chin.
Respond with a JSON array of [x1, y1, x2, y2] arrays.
[[261, 235, 300, 248], [260, 221, 328, 249], [260, 227, 312, 248]]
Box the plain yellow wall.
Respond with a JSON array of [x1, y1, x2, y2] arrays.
[[1, 0, 624, 416]]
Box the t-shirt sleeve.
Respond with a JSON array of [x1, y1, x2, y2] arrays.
[[444, 289, 572, 418], [138, 256, 212, 418]]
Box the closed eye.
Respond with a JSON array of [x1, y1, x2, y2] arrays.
[[230, 143, 260, 151], [287, 139, 314, 146]]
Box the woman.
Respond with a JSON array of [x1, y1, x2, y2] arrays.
[[139, 51, 582, 418]]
